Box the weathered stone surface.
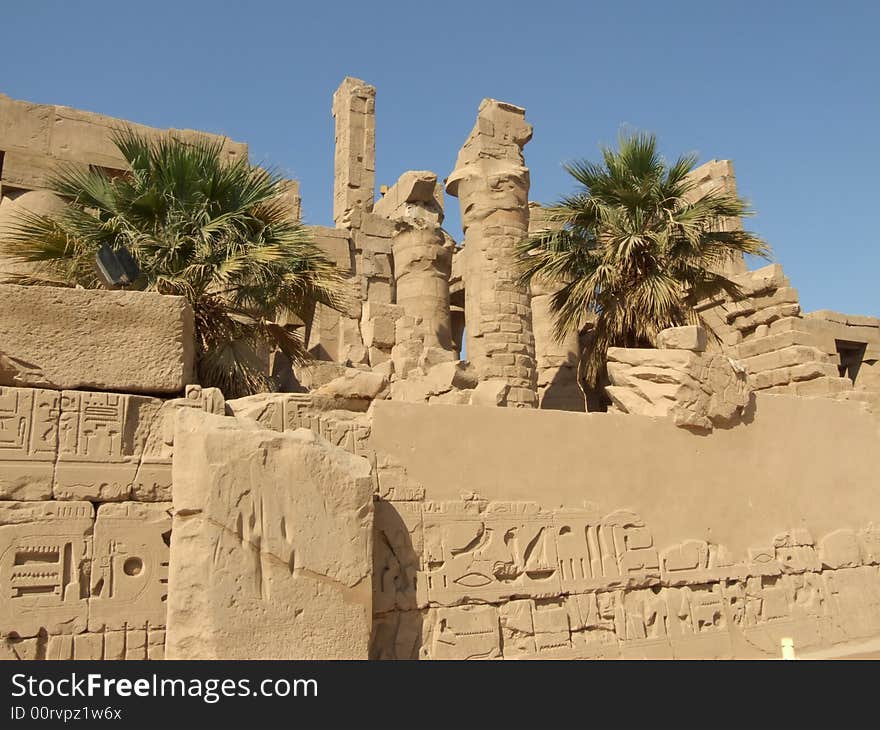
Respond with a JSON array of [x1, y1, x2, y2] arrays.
[[528, 205, 584, 412], [469, 379, 510, 407], [88, 502, 171, 632], [0, 284, 194, 395], [332, 77, 376, 225], [606, 347, 750, 430], [0, 500, 93, 637], [446, 99, 538, 407], [684, 160, 746, 275], [166, 410, 373, 659], [388, 360, 477, 403], [314, 368, 388, 409], [656, 325, 707, 352], [0, 383, 223, 503]]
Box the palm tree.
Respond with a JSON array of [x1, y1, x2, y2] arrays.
[[517, 131, 770, 407], [0, 128, 346, 398]]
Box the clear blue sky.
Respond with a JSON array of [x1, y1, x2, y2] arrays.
[[4, 0, 878, 316]]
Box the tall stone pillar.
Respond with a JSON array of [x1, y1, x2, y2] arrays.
[[332, 77, 376, 226], [685, 159, 747, 275], [446, 100, 537, 407], [373, 170, 455, 376]]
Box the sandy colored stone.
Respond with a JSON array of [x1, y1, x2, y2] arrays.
[[314, 368, 388, 409], [469, 379, 510, 407], [88, 502, 171, 632], [0, 284, 194, 395], [0, 500, 93, 637], [656, 325, 708, 352], [446, 99, 538, 407], [527, 208, 585, 412], [166, 410, 373, 659], [606, 347, 750, 430], [332, 77, 376, 225]]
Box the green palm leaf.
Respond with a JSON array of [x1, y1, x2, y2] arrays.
[[0, 129, 346, 397]]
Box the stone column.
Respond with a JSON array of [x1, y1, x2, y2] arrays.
[[332, 77, 376, 226], [446, 99, 537, 407], [375, 172, 453, 348], [685, 159, 746, 275], [527, 203, 584, 411]]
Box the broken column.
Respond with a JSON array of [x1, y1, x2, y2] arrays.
[[527, 203, 584, 411], [373, 171, 455, 376], [332, 77, 376, 226], [446, 100, 538, 407], [685, 160, 747, 276], [167, 410, 373, 659]]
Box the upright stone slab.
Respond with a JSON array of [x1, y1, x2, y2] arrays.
[[446, 100, 538, 407], [0, 284, 195, 395], [332, 77, 376, 226], [166, 410, 373, 659]]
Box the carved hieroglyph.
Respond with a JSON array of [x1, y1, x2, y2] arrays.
[[372, 498, 880, 659], [0, 500, 93, 637], [0, 499, 170, 649], [89, 502, 170, 632], [446, 100, 538, 407], [166, 410, 374, 659], [0, 387, 59, 500]]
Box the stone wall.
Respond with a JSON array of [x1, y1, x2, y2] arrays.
[[166, 409, 373, 660], [0, 383, 221, 660], [697, 264, 879, 410], [368, 398, 880, 659]]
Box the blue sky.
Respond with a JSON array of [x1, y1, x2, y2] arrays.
[[4, 0, 878, 316]]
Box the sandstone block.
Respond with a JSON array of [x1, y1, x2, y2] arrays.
[[0, 95, 52, 154], [166, 411, 373, 659], [0, 284, 194, 395], [89, 502, 171, 632], [422, 361, 478, 396], [306, 226, 353, 272], [606, 348, 750, 431], [0, 500, 93, 637], [314, 368, 388, 409], [656, 325, 707, 352], [469, 380, 510, 407]]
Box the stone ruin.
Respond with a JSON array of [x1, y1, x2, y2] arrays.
[[0, 81, 879, 660]]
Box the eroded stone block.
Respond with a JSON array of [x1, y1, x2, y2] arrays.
[[0, 284, 195, 395], [0, 501, 93, 637], [166, 411, 373, 659]]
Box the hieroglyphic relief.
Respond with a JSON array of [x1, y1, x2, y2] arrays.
[[1, 627, 166, 660], [0, 387, 60, 499], [226, 393, 373, 462], [0, 384, 225, 503], [422, 501, 560, 604], [0, 500, 93, 637], [89, 502, 171, 632], [372, 499, 880, 659], [0, 499, 171, 659], [55, 391, 141, 501]]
